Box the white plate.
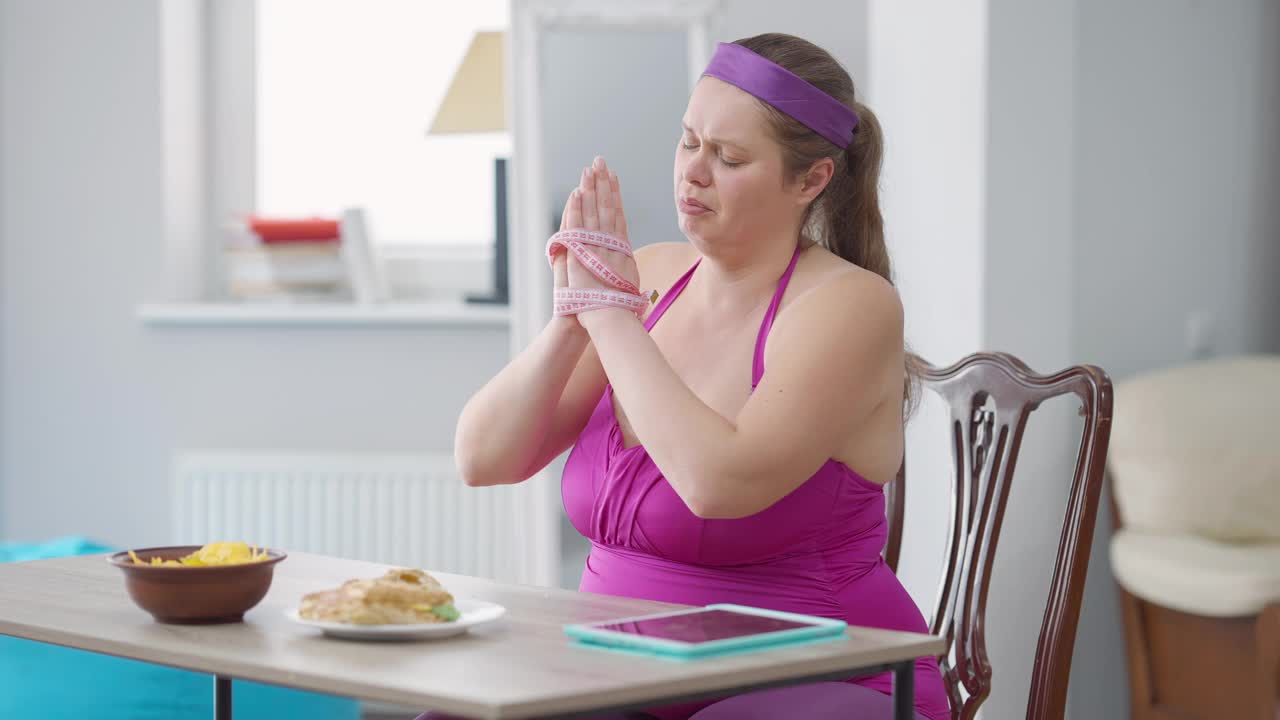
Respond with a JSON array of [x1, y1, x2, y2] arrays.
[[285, 598, 506, 641]]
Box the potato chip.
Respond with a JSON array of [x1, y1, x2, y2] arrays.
[[128, 542, 270, 567]]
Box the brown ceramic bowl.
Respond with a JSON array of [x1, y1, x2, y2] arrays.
[[107, 545, 287, 624]]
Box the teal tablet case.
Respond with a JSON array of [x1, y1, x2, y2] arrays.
[[563, 603, 848, 660]]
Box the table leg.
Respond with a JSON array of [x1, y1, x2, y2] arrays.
[[215, 675, 232, 720], [892, 661, 914, 720]]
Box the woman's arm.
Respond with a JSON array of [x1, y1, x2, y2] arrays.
[[454, 316, 595, 487], [577, 271, 903, 518], [454, 156, 679, 487], [455, 241, 679, 487], [455, 169, 601, 487]]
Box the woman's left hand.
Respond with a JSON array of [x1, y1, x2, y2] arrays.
[[564, 156, 639, 297]]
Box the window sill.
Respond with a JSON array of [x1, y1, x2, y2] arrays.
[[136, 301, 510, 328]]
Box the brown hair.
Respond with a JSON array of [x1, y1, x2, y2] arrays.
[[732, 33, 921, 411]]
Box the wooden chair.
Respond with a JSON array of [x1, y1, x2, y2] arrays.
[[883, 352, 1113, 720]]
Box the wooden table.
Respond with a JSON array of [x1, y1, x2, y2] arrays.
[[0, 552, 943, 719]]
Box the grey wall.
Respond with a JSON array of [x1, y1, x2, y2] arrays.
[[1068, 2, 1280, 717], [538, 0, 870, 252], [1073, 0, 1280, 375], [2, 0, 167, 543], [0, 0, 507, 546], [983, 1, 1084, 718], [541, 28, 690, 249], [983, 1, 1280, 717], [715, 0, 869, 86], [875, 1, 1280, 718]]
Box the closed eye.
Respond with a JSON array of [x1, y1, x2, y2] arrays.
[[681, 141, 742, 167]]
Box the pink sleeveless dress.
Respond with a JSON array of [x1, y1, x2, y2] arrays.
[[561, 246, 950, 720]]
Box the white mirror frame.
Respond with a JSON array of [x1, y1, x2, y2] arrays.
[[508, 0, 724, 357], [504, 0, 723, 588]]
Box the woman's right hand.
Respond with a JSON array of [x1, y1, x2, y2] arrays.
[[553, 160, 633, 298], [553, 187, 574, 292], [551, 186, 579, 334]]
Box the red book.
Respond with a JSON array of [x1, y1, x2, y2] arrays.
[[247, 216, 341, 244]]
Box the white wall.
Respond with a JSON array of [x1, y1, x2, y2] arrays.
[[867, 0, 988, 630], [982, 2, 1086, 718], [0, 0, 508, 546], [5, 0, 1277, 715], [867, 7, 1081, 720], [0, 0, 870, 564]]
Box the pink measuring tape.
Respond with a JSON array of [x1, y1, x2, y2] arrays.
[[545, 229, 653, 317]]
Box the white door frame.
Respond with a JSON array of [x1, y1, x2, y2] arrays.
[[507, 0, 723, 585]]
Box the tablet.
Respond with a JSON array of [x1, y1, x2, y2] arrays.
[[564, 603, 847, 658]]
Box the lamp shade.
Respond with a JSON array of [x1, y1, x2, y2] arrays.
[[428, 31, 506, 134]]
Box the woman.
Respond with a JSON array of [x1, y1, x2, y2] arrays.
[[452, 33, 949, 720]]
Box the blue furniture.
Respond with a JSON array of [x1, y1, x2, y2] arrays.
[[0, 537, 361, 720]]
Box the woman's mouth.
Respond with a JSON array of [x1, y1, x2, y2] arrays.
[[678, 197, 711, 215]]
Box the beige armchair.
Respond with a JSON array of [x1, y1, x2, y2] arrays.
[[1108, 355, 1280, 719]]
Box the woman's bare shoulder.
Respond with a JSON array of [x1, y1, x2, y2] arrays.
[[634, 241, 699, 294], [781, 244, 903, 345], [791, 244, 899, 306]]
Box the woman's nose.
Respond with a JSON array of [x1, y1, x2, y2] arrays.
[[684, 154, 711, 186]]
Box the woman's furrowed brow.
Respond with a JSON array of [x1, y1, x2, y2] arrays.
[[681, 122, 748, 151]]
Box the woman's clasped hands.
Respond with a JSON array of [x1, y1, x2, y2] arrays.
[[548, 156, 647, 321]]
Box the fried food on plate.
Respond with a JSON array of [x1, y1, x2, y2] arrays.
[[298, 568, 461, 625]]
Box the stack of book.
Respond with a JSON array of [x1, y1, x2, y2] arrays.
[[222, 216, 350, 302]]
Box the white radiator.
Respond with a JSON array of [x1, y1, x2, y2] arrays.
[[172, 452, 558, 586]]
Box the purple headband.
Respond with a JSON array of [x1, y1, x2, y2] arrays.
[[701, 42, 858, 149]]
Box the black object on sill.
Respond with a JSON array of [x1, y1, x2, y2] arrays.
[[467, 156, 510, 305]]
